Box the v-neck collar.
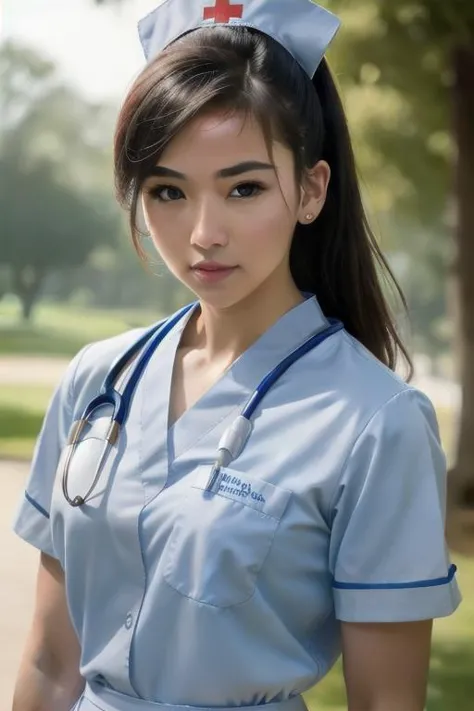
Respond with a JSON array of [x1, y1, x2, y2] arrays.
[[139, 295, 328, 475]]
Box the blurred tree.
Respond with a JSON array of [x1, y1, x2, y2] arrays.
[[63, 233, 193, 314], [0, 42, 119, 320], [0, 42, 118, 196], [324, 0, 474, 550], [0, 157, 116, 319]]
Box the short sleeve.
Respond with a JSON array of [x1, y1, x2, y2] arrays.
[[328, 387, 462, 623], [11, 346, 89, 558]]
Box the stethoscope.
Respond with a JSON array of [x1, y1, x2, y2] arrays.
[[62, 301, 344, 507]]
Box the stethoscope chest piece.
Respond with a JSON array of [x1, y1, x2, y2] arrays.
[[62, 416, 122, 508]]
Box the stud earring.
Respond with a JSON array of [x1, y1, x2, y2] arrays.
[[305, 213, 314, 221]]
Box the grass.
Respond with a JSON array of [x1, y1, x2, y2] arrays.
[[0, 302, 160, 356], [0, 385, 52, 460]]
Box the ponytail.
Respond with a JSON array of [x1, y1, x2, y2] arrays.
[[290, 60, 412, 375]]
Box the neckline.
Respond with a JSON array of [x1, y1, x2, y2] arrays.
[[139, 294, 330, 469]]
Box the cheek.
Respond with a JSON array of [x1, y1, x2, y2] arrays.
[[143, 205, 184, 256], [149, 234, 183, 274], [242, 197, 297, 257]]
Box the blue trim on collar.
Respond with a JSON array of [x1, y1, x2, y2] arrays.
[[332, 564, 457, 590], [25, 491, 50, 520]]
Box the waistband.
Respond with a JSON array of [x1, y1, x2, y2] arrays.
[[79, 681, 308, 711]]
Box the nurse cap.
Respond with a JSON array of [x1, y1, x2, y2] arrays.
[[138, 0, 341, 79]]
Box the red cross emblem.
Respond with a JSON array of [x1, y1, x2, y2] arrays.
[[203, 0, 244, 23]]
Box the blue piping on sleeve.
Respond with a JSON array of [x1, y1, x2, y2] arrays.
[[25, 491, 50, 520], [332, 563, 457, 590]]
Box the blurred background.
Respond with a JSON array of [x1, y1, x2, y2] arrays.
[[0, 1, 473, 708]]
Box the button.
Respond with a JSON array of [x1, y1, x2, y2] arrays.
[[125, 613, 133, 630]]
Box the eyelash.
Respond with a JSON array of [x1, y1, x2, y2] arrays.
[[146, 181, 266, 202]]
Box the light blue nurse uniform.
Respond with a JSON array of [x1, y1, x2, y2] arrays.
[[13, 295, 461, 711]]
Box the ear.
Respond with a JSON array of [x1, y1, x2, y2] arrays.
[[297, 160, 331, 225]]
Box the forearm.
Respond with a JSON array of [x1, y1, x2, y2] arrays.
[[12, 661, 84, 711]]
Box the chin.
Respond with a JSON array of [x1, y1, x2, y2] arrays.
[[180, 270, 250, 308], [184, 285, 247, 311], [194, 291, 243, 311]]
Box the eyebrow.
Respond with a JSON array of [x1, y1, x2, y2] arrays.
[[148, 161, 275, 180]]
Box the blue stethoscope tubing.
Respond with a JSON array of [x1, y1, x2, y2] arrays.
[[62, 302, 344, 506]]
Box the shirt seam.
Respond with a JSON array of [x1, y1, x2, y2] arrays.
[[341, 331, 409, 386]]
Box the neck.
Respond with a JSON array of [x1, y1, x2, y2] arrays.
[[185, 278, 306, 363]]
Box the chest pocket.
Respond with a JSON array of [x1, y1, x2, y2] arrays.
[[162, 465, 292, 608]]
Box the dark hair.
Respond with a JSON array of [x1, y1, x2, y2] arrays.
[[114, 26, 412, 376]]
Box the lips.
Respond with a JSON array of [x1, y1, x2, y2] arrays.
[[191, 262, 238, 284], [192, 262, 236, 271]]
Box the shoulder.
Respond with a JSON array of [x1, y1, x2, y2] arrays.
[[310, 328, 439, 441], [75, 326, 150, 387]]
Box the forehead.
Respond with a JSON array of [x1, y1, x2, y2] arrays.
[[157, 110, 291, 168]]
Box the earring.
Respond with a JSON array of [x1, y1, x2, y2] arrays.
[[305, 213, 314, 222]]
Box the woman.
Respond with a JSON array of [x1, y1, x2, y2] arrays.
[[12, 1, 461, 710]]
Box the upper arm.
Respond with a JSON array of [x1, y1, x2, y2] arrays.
[[329, 388, 461, 624], [24, 553, 83, 685], [12, 347, 88, 556], [341, 620, 432, 710]]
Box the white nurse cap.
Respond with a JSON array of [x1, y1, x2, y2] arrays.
[[138, 0, 341, 79]]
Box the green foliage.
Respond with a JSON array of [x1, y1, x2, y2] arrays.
[[0, 159, 115, 271], [322, 0, 453, 227], [318, 0, 474, 356], [0, 385, 52, 460], [322, 0, 472, 226], [0, 41, 120, 319], [0, 40, 195, 321], [0, 301, 161, 356]]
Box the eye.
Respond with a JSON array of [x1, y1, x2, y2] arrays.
[[230, 182, 265, 199], [147, 185, 185, 202]]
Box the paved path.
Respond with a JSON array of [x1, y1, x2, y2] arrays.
[[0, 460, 37, 708], [0, 356, 70, 386]]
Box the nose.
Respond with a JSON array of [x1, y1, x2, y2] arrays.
[[190, 198, 229, 250]]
